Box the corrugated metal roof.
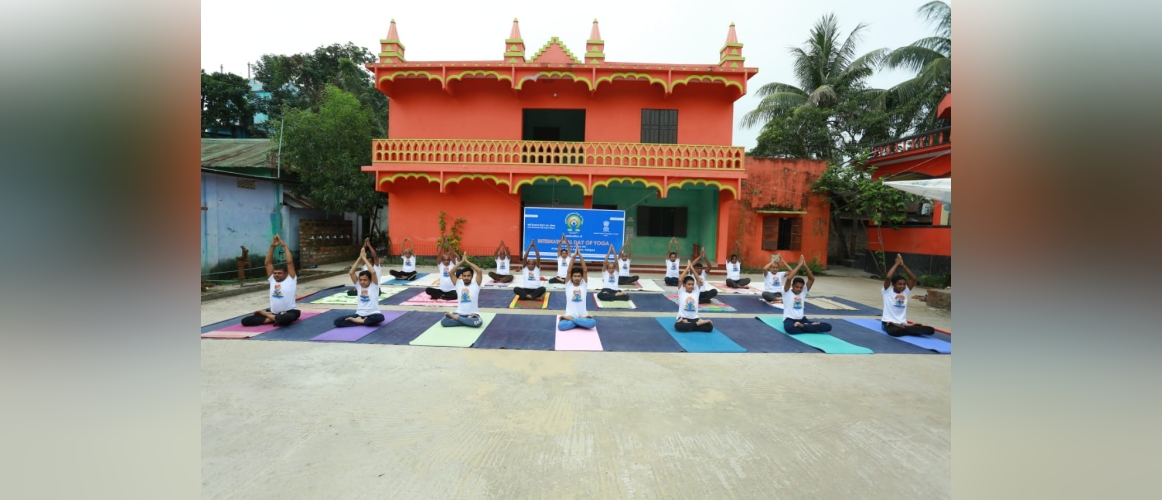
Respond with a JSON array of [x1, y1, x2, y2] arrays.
[[201, 139, 276, 168]]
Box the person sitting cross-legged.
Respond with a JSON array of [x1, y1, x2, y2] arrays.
[[441, 253, 484, 328], [513, 241, 547, 301], [724, 250, 751, 288], [674, 260, 714, 333], [761, 255, 788, 304], [424, 240, 459, 300], [663, 237, 682, 286], [597, 244, 630, 301], [240, 235, 302, 327], [349, 238, 381, 295], [781, 254, 833, 334], [558, 248, 596, 331], [548, 234, 572, 284], [334, 253, 386, 327], [488, 240, 515, 284], [692, 248, 718, 304], [616, 240, 639, 285], [388, 236, 418, 281], [881, 254, 937, 337]]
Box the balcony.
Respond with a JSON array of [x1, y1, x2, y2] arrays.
[[372, 139, 745, 170], [869, 127, 951, 161]]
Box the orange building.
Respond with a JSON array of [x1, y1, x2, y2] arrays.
[[865, 93, 952, 275], [363, 19, 830, 268]]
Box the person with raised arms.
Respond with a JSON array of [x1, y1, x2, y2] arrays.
[[558, 246, 596, 331], [348, 237, 381, 295], [548, 234, 572, 284], [724, 250, 751, 289], [424, 238, 459, 300], [387, 236, 417, 281], [781, 254, 833, 334], [440, 252, 484, 328], [761, 254, 789, 304], [674, 259, 714, 332], [881, 254, 936, 337], [663, 237, 682, 286], [691, 248, 718, 304], [488, 240, 514, 284], [616, 240, 639, 285], [240, 235, 301, 327], [513, 241, 547, 301], [334, 253, 386, 327], [597, 244, 630, 302]]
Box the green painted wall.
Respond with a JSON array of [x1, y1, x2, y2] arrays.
[[591, 184, 718, 258]]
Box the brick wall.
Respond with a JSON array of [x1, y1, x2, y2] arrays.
[[298, 219, 359, 268]]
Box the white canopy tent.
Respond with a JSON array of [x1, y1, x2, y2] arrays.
[[884, 178, 951, 207]]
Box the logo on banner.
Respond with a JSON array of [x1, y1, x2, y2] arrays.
[[565, 213, 583, 233], [603, 221, 610, 232]]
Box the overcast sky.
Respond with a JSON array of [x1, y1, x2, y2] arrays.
[[202, 0, 944, 149]]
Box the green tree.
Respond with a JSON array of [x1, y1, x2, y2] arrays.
[[882, 1, 952, 131], [811, 157, 916, 273], [200, 70, 254, 137], [275, 85, 385, 232]]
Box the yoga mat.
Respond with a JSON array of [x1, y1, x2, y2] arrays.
[[481, 276, 516, 287], [665, 293, 737, 312], [712, 318, 809, 353], [593, 294, 637, 309], [477, 289, 515, 308], [625, 293, 684, 313], [472, 314, 556, 350], [508, 293, 550, 309], [202, 309, 330, 338], [296, 285, 345, 302], [806, 296, 880, 316], [356, 311, 444, 345], [554, 315, 603, 351], [308, 286, 406, 305], [399, 293, 458, 307], [653, 317, 747, 353], [310, 310, 407, 342], [708, 281, 763, 295], [382, 272, 429, 286], [593, 317, 683, 352], [755, 316, 872, 354], [844, 318, 952, 354], [409, 312, 496, 347], [636, 279, 666, 293], [809, 297, 858, 311], [547, 290, 596, 311], [244, 309, 348, 341], [716, 294, 786, 314], [381, 287, 424, 305]]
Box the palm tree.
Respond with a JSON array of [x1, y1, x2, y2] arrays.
[[741, 14, 887, 130], [882, 1, 951, 128]]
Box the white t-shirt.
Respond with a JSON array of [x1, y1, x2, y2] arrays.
[[601, 269, 619, 291], [882, 286, 910, 324], [699, 270, 712, 292], [764, 271, 786, 292], [355, 282, 381, 317], [726, 261, 741, 280], [618, 258, 631, 275], [557, 256, 572, 278], [495, 257, 510, 276], [268, 275, 297, 314], [676, 288, 699, 320], [401, 255, 416, 273], [783, 287, 809, 320], [664, 258, 681, 278], [565, 279, 589, 317], [361, 264, 381, 281], [456, 280, 481, 315], [522, 265, 541, 288], [437, 262, 456, 292]]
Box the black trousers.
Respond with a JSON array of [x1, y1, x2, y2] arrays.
[[389, 270, 417, 280], [425, 288, 456, 300], [664, 277, 679, 286], [488, 272, 514, 283], [883, 322, 936, 337], [617, 275, 639, 285], [698, 289, 718, 303], [241, 308, 300, 327], [761, 291, 783, 302], [784, 317, 833, 334], [334, 313, 385, 327], [725, 278, 751, 288], [597, 288, 628, 301], [675, 317, 713, 332], [548, 276, 567, 284], [514, 286, 546, 300]]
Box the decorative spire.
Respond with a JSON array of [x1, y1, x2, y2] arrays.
[[504, 18, 526, 63], [379, 19, 406, 63], [585, 19, 605, 64], [718, 22, 744, 70]]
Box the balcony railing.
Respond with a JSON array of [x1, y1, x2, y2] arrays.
[[372, 139, 745, 170], [869, 127, 951, 159]]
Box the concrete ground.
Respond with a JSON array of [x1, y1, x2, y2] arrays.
[[202, 264, 951, 499]]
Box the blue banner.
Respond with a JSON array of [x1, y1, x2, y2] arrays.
[[523, 207, 626, 259]]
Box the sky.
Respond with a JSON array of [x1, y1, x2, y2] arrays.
[[202, 0, 943, 150]]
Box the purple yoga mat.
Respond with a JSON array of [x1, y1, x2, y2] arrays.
[[310, 311, 407, 342]]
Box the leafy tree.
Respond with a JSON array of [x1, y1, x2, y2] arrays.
[[882, 1, 952, 131], [200, 70, 254, 137], [811, 157, 916, 274], [275, 85, 385, 234]]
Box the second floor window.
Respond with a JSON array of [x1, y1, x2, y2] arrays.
[[641, 109, 677, 144]]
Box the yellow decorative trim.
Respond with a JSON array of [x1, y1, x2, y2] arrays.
[[515, 71, 594, 91], [443, 173, 511, 189], [445, 70, 514, 85], [377, 71, 444, 85], [512, 175, 589, 195], [529, 37, 583, 65], [594, 72, 668, 91], [666, 178, 738, 197], [591, 176, 664, 194], [378, 172, 440, 186], [669, 74, 743, 92]]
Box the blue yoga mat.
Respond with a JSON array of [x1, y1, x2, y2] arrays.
[[383, 272, 429, 286], [356, 311, 444, 345], [625, 293, 681, 313], [754, 316, 872, 354], [715, 294, 782, 314], [472, 313, 556, 350], [844, 318, 951, 354], [593, 316, 683, 352], [653, 317, 747, 353], [712, 318, 809, 353], [547, 290, 596, 311]]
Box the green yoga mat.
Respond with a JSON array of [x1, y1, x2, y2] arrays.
[[755, 316, 872, 354], [409, 312, 496, 347], [310, 286, 407, 305]]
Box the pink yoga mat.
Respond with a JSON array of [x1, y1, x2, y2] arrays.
[[202, 309, 328, 338], [399, 294, 458, 306], [554, 315, 604, 351]]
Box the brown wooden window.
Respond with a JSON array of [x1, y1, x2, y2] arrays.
[[641, 109, 677, 144], [762, 216, 802, 251]]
